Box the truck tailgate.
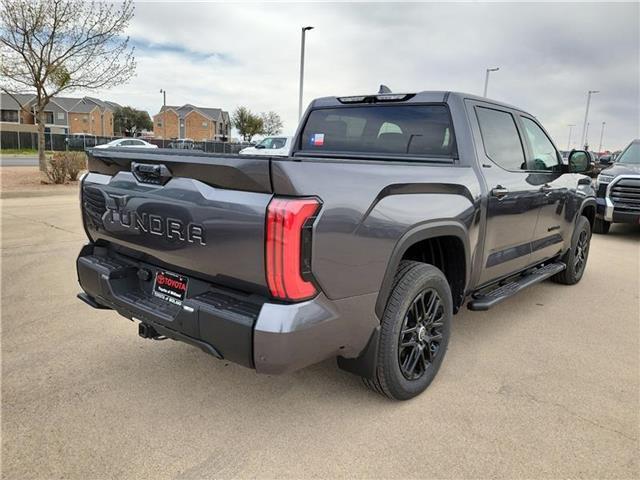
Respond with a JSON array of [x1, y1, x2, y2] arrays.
[[82, 149, 273, 294]]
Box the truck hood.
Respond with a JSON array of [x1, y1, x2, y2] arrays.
[[602, 163, 640, 177]]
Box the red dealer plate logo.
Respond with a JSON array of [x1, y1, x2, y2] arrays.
[[153, 270, 189, 305]]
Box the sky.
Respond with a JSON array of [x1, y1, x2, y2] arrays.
[[84, 1, 639, 151]]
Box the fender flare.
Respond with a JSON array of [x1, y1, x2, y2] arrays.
[[578, 197, 597, 227], [374, 220, 471, 318]]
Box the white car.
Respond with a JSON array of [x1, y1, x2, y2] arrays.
[[94, 138, 158, 149], [239, 136, 292, 156]]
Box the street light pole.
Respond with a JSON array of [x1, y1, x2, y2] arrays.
[[567, 124, 576, 150], [598, 121, 606, 153], [160, 89, 167, 147], [483, 67, 500, 97], [298, 26, 314, 120], [585, 122, 590, 150], [580, 90, 599, 149]]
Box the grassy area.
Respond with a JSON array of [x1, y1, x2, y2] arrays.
[[0, 148, 56, 155]]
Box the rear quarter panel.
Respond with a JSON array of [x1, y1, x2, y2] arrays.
[[271, 159, 482, 300]]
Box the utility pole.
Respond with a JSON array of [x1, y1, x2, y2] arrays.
[[483, 67, 500, 97], [298, 26, 314, 120], [598, 121, 606, 153], [580, 90, 599, 148], [160, 89, 167, 147], [567, 124, 576, 150]]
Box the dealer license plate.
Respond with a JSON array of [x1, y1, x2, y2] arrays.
[[153, 270, 188, 305]]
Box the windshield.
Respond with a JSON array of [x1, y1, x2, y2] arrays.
[[258, 137, 287, 149], [299, 105, 455, 158], [616, 141, 640, 164]]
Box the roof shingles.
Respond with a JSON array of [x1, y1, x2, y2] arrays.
[[158, 103, 227, 122], [0, 93, 119, 113]]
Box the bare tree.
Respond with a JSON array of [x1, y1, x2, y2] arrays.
[[0, 0, 136, 170], [260, 111, 283, 136]]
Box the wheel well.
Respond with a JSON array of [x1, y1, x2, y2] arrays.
[[402, 235, 466, 312], [581, 204, 595, 230]]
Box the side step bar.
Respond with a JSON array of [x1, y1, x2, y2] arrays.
[[467, 262, 566, 311]]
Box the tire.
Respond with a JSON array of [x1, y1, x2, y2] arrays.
[[593, 217, 610, 234], [363, 261, 452, 400], [551, 216, 592, 285]]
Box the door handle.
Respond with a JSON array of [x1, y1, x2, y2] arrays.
[[491, 185, 509, 199], [539, 184, 552, 196]]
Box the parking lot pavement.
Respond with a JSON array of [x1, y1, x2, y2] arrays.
[[2, 192, 638, 480]]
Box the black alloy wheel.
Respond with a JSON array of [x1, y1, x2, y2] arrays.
[[398, 289, 445, 380]]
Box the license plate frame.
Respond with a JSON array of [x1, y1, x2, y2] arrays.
[[152, 270, 189, 306]]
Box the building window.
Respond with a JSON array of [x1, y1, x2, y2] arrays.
[[157, 121, 163, 127], [45, 112, 54, 124], [0, 110, 19, 122], [57, 112, 64, 120], [83, 115, 88, 123], [202, 122, 208, 127]]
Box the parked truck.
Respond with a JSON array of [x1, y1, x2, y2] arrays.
[[76, 91, 596, 400], [593, 138, 640, 234]]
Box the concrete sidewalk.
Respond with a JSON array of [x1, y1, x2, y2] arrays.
[[2, 193, 639, 479]]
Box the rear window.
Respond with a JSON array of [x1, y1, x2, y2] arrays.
[[298, 105, 455, 158], [258, 137, 287, 149]]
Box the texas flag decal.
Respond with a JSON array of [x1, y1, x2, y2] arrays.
[[310, 133, 325, 146]]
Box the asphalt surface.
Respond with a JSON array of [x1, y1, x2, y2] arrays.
[[0, 155, 39, 167], [2, 193, 639, 479]]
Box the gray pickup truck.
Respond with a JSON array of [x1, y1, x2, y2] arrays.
[[77, 91, 596, 400], [594, 139, 640, 234]]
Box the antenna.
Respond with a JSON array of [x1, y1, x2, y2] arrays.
[[378, 84, 392, 94]]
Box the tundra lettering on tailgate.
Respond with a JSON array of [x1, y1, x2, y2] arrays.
[[104, 206, 206, 245]]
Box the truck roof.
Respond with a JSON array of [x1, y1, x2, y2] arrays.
[[310, 91, 529, 115]]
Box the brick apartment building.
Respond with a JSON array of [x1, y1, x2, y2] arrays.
[[0, 93, 120, 136], [153, 104, 231, 141]]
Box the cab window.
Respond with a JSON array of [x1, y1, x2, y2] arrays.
[[299, 105, 455, 158]]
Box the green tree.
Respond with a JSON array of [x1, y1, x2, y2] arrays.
[[260, 111, 283, 136], [232, 106, 264, 142], [0, 0, 136, 171], [114, 106, 152, 136]]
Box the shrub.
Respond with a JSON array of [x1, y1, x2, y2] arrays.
[[45, 154, 68, 184], [65, 152, 87, 181], [45, 151, 87, 183]]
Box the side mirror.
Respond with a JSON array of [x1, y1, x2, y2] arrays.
[[599, 156, 613, 165], [568, 150, 590, 173], [255, 144, 265, 149]]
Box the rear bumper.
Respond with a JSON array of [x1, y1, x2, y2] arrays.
[[76, 244, 378, 374]]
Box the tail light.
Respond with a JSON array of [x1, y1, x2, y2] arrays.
[[266, 197, 321, 301]]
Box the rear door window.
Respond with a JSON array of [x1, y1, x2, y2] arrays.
[[475, 107, 526, 171], [299, 105, 455, 158]]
